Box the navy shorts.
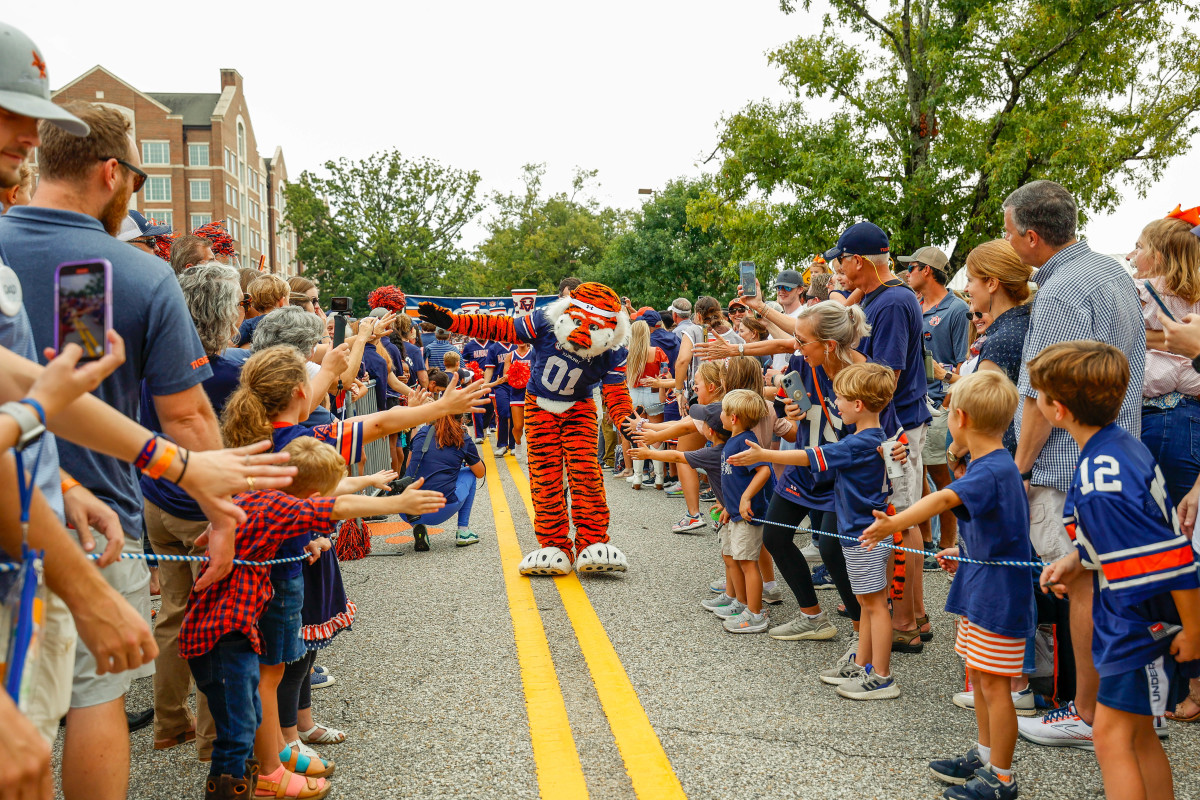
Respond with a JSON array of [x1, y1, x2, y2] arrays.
[[1098, 656, 1172, 717], [257, 575, 306, 666]]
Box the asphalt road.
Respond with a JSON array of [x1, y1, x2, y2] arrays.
[[61, 442, 1200, 799]]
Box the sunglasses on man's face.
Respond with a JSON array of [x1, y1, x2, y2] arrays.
[[97, 157, 147, 193]]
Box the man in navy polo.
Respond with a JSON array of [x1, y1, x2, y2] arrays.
[[825, 222, 932, 650]]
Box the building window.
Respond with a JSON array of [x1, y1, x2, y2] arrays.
[[226, 184, 238, 210], [188, 143, 209, 166], [141, 141, 169, 165], [145, 176, 171, 202], [190, 213, 211, 230], [237, 122, 246, 158], [226, 218, 240, 241], [224, 148, 234, 173], [146, 210, 173, 229], [189, 179, 210, 202], [241, 193, 248, 215]]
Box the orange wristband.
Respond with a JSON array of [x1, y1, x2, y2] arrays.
[[143, 442, 178, 480], [61, 477, 81, 495]]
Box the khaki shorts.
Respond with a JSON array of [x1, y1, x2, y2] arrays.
[[890, 423, 927, 512], [1028, 485, 1070, 562], [720, 520, 764, 562], [922, 405, 950, 466], [71, 530, 154, 708], [24, 591, 76, 743]]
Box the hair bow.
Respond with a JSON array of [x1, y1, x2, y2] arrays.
[[1166, 205, 1200, 227]]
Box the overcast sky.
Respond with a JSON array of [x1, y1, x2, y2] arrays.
[[12, 1, 1197, 259]]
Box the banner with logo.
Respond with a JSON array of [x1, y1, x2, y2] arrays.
[[403, 291, 557, 317]]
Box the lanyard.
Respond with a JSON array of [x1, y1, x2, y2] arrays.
[[13, 445, 42, 542]]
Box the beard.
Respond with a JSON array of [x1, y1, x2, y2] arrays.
[[99, 183, 133, 236]]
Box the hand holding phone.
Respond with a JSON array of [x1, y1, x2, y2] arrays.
[[54, 259, 112, 360], [1144, 280, 1177, 322], [780, 371, 813, 413], [739, 262, 758, 298]]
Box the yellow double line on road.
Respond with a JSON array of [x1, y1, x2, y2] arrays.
[[483, 444, 686, 800]]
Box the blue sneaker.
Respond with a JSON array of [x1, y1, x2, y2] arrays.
[[943, 768, 1018, 800], [310, 671, 336, 690], [929, 747, 986, 785], [812, 564, 836, 590]]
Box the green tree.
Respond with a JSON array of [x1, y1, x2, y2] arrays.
[[694, 0, 1200, 273], [476, 164, 625, 294], [283, 149, 484, 301], [586, 176, 737, 308]]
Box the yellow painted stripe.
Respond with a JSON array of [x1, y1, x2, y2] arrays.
[[501, 455, 687, 800], [481, 443, 589, 800]]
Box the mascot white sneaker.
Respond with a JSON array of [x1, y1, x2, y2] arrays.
[[418, 283, 635, 577]]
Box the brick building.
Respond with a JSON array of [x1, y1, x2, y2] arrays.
[[52, 66, 298, 275]]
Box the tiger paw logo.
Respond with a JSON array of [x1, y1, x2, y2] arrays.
[[32, 51, 47, 80]]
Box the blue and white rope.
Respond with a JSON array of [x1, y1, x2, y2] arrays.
[[747, 516, 1050, 569], [0, 552, 312, 573]]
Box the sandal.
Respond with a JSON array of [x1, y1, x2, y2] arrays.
[[1167, 690, 1200, 722], [917, 614, 933, 643], [299, 724, 346, 745], [255, 768, 329, 799], [280, 744, 335, 779], [891, 627, 924, 654], [154, 727, 196, 750]]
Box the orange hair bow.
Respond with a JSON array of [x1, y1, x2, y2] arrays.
[[1166, 205, 1200, 227]]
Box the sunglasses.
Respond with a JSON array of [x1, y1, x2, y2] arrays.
[[131, 237, 156, 246], [968, 311, 986, 320], [98, 157, 147, 193], [241, 293, 252, 310], [729, 307, 747, 314]]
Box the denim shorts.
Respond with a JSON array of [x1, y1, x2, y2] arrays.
[[257, 575, 306, 666]]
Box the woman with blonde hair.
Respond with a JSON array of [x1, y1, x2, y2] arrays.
[[621, 320, 669, 487]]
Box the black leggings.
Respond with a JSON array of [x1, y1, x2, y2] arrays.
[[277, 650, 317, 729], [761, 494, 861, 622]]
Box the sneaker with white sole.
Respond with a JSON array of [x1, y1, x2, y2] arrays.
[[701, 593, 735, 612], [725, 610, 770, 634], [713, 600, 747, 620], [699, 489, 716, 502], [673, 513, 706, 533], [455, 529, 480, 547], [801, 543, 821, 561], [762, 585, 784, 605], [944, 768, 1019, 800], [473, 437, 484, 444], [709, 577, 726, 593], [836, 665, 900, 700], [769, 612, 837, 641], [811, 564, 836, 590], [662, 481, 682, 494], [953, 686, 1037, 716], [494, 446, 508, 456], [929, 746, 987, 785], [819, 657, 866, 686], [1155, 715, 1169, 739], [1016, 701, 1093, 749]]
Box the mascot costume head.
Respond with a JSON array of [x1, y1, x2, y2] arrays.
[[546, 283, 630, 360]]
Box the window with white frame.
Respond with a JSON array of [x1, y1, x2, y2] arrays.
[[145, 176, 171, 202], [146, 210, 173, 229], [226, 184, 238, 210], [188, 143, 209, 166], [190, 213, 211, 229], [141, 141, 169, 165], [189, 179, 210, 202], [224, 148, 234, 173], [227, 218, 240, 241]]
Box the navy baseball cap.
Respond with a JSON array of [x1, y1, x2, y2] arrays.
[[117, 209, 172, 241], [639, 309, 663, 327], [689, 402, 731, 439], [823, 222, 890, 262]]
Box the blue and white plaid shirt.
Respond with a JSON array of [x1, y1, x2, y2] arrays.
[[1015, 240, 1145, 492]]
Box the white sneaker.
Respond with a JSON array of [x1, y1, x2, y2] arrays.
[[819, 656, 866, 686], [672, 514, 706, 534], [709, 577, 726, 593], [769, 612, 837, 641], [701, 593, 735, 612], [495, 446, 509, 456], [473, 437, 484, 444], [953, 686, 1037, 716], [725, 610, 770, 634], [1017, 702, 1094, 750], [801, 543, 821, 561], [713, 600, 747, 620], [762, 584, 785, 605]]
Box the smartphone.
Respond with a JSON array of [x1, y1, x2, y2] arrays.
[[1144, 280, 1176, 322], [329, 296, 352, 314], [739, 261, 757, 298], [780, 370, 813, 413], [332, 315, 348, 348], [54, 259, 112, 360]]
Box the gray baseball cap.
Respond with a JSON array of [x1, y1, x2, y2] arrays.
[[0, 23, 89, 136]]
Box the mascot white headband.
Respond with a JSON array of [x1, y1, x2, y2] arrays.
[[570, 298, 618, 319]]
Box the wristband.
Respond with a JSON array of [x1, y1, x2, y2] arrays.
[[61, 476, 81, 495], [134, 436, 159, 471], [172, 448, 190, 486], [143, 441, 178, 480], [1020, 470, 1033, 482], [18, 398, 46, 424]]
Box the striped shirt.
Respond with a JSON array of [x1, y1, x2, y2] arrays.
[[424, 339, 461, 372], [1015, 241, 1145, 492]]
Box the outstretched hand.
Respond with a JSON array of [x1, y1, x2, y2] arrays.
[[860, 509, 899, 549], [437, 374, 488, 415], [725, 440, 765, 466]]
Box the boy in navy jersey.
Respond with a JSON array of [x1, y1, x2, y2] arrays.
[[732, 363, 898, 699], [1033, 341, 1200, 800], [712, 389, 774, 633], [864, 371, 1032, 799]]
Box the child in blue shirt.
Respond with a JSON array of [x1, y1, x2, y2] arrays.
[[732, 362, 898, 700], [1033, 341, 1200, 800], [863, 370, 1033, 799], [708, 389, 774, 634]]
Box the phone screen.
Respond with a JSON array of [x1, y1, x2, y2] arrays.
[[739, 262, 757, 297], [56, 260, 110, 361]]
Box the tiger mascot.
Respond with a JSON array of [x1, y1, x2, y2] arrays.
[[418, 283, 633, 575]]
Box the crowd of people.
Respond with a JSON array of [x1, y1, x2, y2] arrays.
[[5, 19, 1200, 800]]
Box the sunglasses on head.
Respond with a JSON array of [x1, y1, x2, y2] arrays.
[[98, 157, 147, 193]]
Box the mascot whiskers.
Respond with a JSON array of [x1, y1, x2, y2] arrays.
[[419, 283, 633, 575]]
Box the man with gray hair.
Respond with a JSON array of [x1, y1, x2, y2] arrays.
[[1006, 180, 1145, 750]]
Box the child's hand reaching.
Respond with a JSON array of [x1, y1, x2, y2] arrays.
[[1039, 551, 1082, 599], [629, 446, 651, 461], [936, 546, 960, 574], [366, 469, 398, 491], [726, 441, 766, 467], [739, 498, 754, 523], [860, 509, 899, 550], [392, 477, 446, 516], [305, 536, 332, 564]]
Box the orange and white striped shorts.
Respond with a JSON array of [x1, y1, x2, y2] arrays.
[[954, 617, 1026, 677]]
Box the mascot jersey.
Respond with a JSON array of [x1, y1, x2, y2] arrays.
[[514, 309, 627, 402]]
